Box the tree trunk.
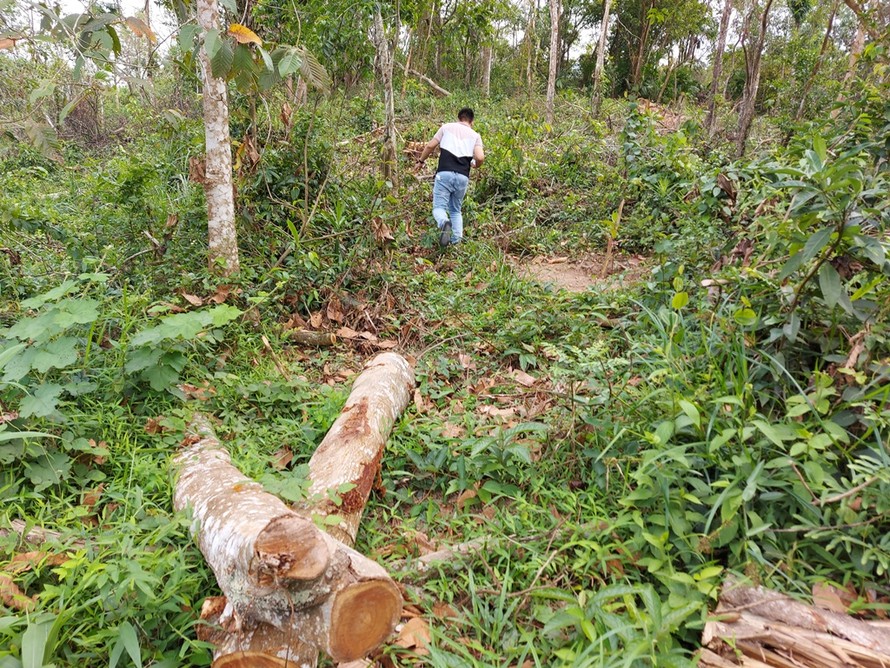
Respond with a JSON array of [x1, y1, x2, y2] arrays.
[[373, 9, 398, 186], [705, 0, 733, 135], [546, 0, 559, 124], [630, 0, 651, 92], [795, 0, 839, 121], [173, 416, 401, 664], [481, 45, 493, 97], [591, 0, 612, 114], [735, 0, 774, 157], [526, 0, 537, 96], [196, 0, 239, 276], [407, 68, 451, 96], [176, 353, 415, 667], [296, 353, 415, 545]]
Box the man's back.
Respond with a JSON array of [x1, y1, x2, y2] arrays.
[[435, 122, 483, 177]]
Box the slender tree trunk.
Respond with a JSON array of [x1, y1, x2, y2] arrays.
[[656, 55, 675, 103], [795, 0, 839, 121], [373, 8, 398, 186], [735, 0, 774, 157], [546, 0, 560, 124], [197, 0, 239, 276], [832, 21, 866, 117], [526, 0, 537, 96], [481, 44, 493, 97], [592, 0, 612, 114], [631, 0, 651, 92], [705, 0, 733, 135]]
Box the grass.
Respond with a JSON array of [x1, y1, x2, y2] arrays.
[[2, 84, 889, 668]]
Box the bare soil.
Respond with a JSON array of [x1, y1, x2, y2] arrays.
[[514, 252, 649, 293]]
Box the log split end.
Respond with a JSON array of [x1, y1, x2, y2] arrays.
[[253, 515, 331, 583], [212, 651, 300, 668]]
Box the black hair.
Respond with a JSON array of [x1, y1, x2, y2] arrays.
[[458, 107, 475, 123]]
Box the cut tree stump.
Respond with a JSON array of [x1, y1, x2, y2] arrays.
[[699, 576, 890, 667], [174, 352, 415, 667]]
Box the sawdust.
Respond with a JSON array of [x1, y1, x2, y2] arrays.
[[515, 253, 649, 293]]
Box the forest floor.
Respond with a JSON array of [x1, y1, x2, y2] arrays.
[[513, 252, 650, 292]]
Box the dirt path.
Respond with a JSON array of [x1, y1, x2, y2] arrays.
[[514, 253, 649, 292]]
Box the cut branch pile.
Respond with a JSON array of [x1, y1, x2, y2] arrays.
[[699, 576, 890, 668], [172, 352, 415, 667]]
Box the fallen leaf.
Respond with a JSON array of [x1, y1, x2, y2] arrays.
[[0, 411, 18, 424], [478, 404, 517, 420], [812, 583, 855, 613], [455, 485, 478, 508], [457, 352, 475, 370], [144, 416, 166, 434], [375, 340, 398, 350], [413, 389, 426, 413], [395, 617, 431, 655], [442, 422, 465, 438], [81, 483, 104, 508], [359, 331, 379, 342], [0, 574, 35, 611], [271, 447, 293, 470], [182, 293, 203, 306], [512, 369, 537, 387], [179, 383, 215, 400], [327, 299, 345, 323], [432, 601, 459, 619], [309, 311, 323, 329], [209, 285, 232, 304], [411, 530, 437, 555], [336, 326, 359, 339]]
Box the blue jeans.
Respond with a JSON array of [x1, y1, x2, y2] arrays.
[[432, 171, 469, 244]]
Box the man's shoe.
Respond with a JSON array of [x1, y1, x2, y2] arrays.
[[439, 222, 452, 247]]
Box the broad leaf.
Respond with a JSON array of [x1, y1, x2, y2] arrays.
[[818, 262, 842, 308], [227, 23, 261, 45], [210, 39, 234, 78]]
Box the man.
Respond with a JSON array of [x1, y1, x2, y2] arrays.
[[415, 107, 485, 247]]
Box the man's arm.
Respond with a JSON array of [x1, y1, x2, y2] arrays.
[[416, 138, 439, 164], [473, 144, 485, 167]]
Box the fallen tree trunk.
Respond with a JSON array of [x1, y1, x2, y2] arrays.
[[178, 352, 415, 667], [406, 68, 450, 97], [298, 352, 415, 545], [700, 576, 890, 667], [174, 415, 401, 664]]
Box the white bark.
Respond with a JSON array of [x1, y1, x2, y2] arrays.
[[592, 0, 612, 113], [546, 0, 560, 124], [481, 45, 493, 97], [299, 353, 415, 545], [736, 0, 774, 157], [705, 0, 732, 135], [197, 0, 239, 275], [173, 416, 401, 662]]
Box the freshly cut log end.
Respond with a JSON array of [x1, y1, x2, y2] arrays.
[[253, 515, 330, 582], [329, 579, 402, 662]]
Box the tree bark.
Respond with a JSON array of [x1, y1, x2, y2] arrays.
[[591, 0, 612, 114], [176, 353, 415, 667], [735, 0, 774, 157], [173, 416, 402, 664], [407, 68, 451, 96], [296, 353, 415, 545], [373, 8, 398, 186], [196, 0, 239, 276], [705, 0, 733, 135], [481, 45, 493, 97], [546, 0, 560, 124], [795, 0, 839, 122], [630, 0, 651, 92], [526, 0, 537, 96]]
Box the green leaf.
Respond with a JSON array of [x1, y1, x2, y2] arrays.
[[818, 262, 843, 308], [107, 24, 121, 55], [203, 28, 221, 57], [31, 336, 78, 373], [178, 23, 200, 52], [210, 39, 233, 78], [258, 45, 274, 72], [20, 280, 78, 309], [733, 308, 757, 326], [21, 615, 55, 668], [0, 343, 27, 371], [19, 383, 64, 418], [670, 291, 689, 309], [29, 79, 56, 104], [110, 621, 142, 668], [801, 227, 832, 264], [752, 419, 795, 447], [277, 48, 302, 77], [678, 399, 700, 428], [26, 451, 71, 492]]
